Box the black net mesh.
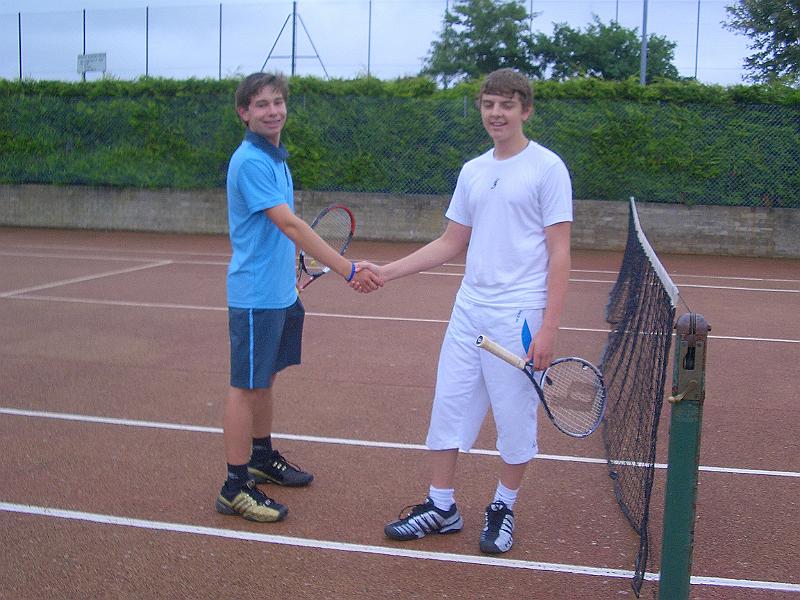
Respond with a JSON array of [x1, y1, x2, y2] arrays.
[[600, 199, 678, 596]]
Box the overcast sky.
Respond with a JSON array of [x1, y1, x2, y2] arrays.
[[0, 0, 753, 85]]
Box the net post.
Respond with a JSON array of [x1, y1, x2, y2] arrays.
[[658, 313, 710, 600]]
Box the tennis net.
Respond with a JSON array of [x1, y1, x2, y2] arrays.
[[600, 198, 680, 596]]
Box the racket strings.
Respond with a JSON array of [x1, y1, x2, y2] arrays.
[[301, 256, 328, 276], [541, 360, 605, 436], [302, 208, 353, 276]]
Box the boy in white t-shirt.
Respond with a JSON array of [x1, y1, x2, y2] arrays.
[[370, 68, 572, 553]]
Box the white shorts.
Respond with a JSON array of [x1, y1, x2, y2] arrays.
[[425, 299, 543, 464]]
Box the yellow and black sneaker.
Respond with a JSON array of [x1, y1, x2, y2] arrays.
[[215, 480, 288, 522], [248, 450, 314, 487]]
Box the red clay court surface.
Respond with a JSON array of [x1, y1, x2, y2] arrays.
[[1, 226, 798, 600]]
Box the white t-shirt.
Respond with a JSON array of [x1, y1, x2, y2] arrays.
[[445, 141, 573, 308]]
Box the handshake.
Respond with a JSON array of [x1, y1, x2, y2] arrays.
[[347, 261, 385, 294]]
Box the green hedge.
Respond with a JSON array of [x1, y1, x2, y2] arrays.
[[1, 76, 798, 206], [4, 75, 798, 103]]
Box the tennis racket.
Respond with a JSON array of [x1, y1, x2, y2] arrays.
[[296, 203, 355, 293], [475, 334, 607, 438]]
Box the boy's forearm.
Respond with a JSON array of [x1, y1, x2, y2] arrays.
[[383, 237, 452, 282], [541, 224, 572, 333], [298, 223, 353, 279], [542, 254, 569, 332], [276, 211, 353, 279], [383, 221, 470, 283]]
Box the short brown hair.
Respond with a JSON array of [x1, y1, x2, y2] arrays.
[[478, 68, 533, 110], [234, 72, 289, 113]]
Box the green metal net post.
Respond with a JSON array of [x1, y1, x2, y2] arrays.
[[658, 313, 711, 600]]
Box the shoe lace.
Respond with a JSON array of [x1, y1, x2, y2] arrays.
[[243, 480, 275, 505], [270, 451, 305, 473], [485, 502, 508, 532], [397, 499, 434, 520]]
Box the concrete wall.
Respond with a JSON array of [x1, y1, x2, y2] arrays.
[[1, 184, 798, 258]]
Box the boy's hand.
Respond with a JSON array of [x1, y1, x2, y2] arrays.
[[529, 325, 557, 371], [350, 262, 384, 293]]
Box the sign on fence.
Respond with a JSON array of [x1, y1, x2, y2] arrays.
[[77, 53, 107, 74]]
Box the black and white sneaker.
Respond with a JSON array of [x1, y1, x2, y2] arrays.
[[479, 501, 515, 553], [384, 497, 464, 540]]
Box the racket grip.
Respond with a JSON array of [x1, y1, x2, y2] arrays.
[[475, 335, 528, 371]]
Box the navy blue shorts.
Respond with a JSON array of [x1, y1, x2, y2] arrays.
[[228, 300, 304, 389]]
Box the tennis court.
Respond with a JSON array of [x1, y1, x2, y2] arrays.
[[1, 225, 798, 599]]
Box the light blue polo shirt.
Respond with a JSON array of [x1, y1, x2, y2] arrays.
[[226, 130, 296, 309]]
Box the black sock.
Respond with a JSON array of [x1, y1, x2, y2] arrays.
[[223, 463, 250, 498], [251, 436, 273, 464]]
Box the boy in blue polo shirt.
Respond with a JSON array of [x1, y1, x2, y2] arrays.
[[215, 72, 380, 522]]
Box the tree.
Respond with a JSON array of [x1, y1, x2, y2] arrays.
[[531, 16, 679, 82], [421, 0, 540, 86], [724, 0, 800, 85]]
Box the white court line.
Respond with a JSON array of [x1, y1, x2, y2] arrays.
[[0, 261, 173, 298], [569, 269, 800, 283], [678, 283, 800, 293], [3, 248, 797, 293], [422, 270, 799, 292], [710, 334, 799, 343], [660, 273, 800, 284], [569, 277, 800, 294], [0, 250, 170, 262], [0, 250, 228, 267], [3, 244, 798, 284], [1, 407, 797, 479], [0, 501, 647, 581], [6, 295, 225, 312], [1, 501, 798, 593], [375, 263, 799, 287], [0, 243, 232, 259], [2, 296, 798, 344]]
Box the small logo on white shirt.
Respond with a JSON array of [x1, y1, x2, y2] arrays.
[[490, 178, 499, 190]]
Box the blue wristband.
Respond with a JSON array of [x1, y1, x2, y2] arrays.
[[346, 262, 356, 282]]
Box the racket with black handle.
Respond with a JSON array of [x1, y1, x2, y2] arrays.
[[297, 203, 355, 293], [476, 334, 607, 438]]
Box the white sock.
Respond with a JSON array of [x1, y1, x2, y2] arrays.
[[428, 485, 456, 511], [493, 481, 519, 510]]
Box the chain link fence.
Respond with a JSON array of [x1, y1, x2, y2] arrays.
[[1, 1, 751, 85], [2, 93, 798, 207]]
